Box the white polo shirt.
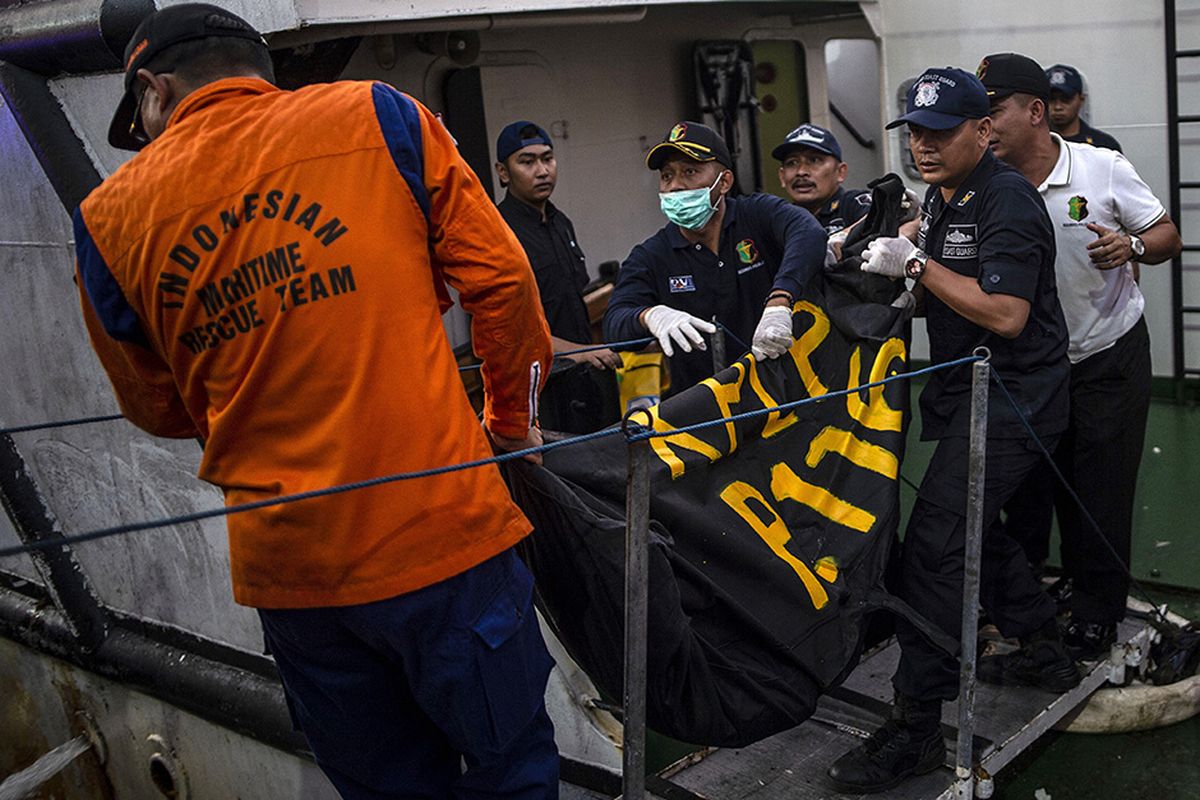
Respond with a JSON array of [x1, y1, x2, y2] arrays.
[[1039, 133, 1165, 363]]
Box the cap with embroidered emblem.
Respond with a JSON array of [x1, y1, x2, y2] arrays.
[[977, 52, 1051, 102], [886, 67, 990, 130], [1045, 64, 1084, 97], [645, 121, 733, 170], [108, 3, 267, 151], [771, 123, 842, 162]]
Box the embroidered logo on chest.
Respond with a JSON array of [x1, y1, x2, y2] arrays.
[[1068, 195, 1089, 222], [669, 275, 696, 293], [736, 239, 759, 264], [942, 224, 978, 259]]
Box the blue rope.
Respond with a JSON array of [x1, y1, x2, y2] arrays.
[[0, 413, 126, 436], [0, 424, 627, 559], [458, 320, 748, 373], [0, 355, 976, 560], [627, 355, 981, 442], [0, 326, 736, 430], [717, 325, 751, 353], [457, 336, 655, 372], [989, 370, 1168, 624]]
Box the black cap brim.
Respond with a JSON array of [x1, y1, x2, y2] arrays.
[[886, 109, 975, 131], [985, 86, 1049, 102], [645, 141, 713, 170], [108, 88, 146, 152]]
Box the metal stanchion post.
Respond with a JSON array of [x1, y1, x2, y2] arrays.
[[622, 426, 651, 800], [956, 352, 990, 800], [710, 316, 726, 375]]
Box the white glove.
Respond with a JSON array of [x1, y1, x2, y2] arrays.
[[861, 236, 918, 280], [900, 188, 922, 222], [643, 305, 717, 357], [825, 228, 849, 268], [751, 305, 793, 360]]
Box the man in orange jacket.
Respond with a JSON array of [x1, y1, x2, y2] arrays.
[[75, 4, 557, 797]]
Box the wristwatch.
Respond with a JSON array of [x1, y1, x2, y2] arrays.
[[905, 247, 929, 280], [1128, 234, 1146, 261]]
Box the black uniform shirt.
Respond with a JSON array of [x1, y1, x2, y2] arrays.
[[1062, 120, 1122, 153], [916, 149, 1069, 440], [814, 185, 872, 234], [498, 194, 592, 344], [603, 193, 826, 393]]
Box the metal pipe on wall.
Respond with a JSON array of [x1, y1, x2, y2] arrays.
[[0, 0, 153, 75], [0, 584, 305, 755]]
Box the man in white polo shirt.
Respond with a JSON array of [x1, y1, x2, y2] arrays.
[[981, 52, 1182, 659]]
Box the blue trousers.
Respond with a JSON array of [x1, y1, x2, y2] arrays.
[[259, 548, 559, 799]]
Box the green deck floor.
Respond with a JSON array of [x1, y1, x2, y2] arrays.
[[900, 394, 1200, 800], [901, 396, 1200, 592]]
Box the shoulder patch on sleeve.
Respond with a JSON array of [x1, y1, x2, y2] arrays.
[[74, 208, 151, 348], [371, 83, 431, 221]]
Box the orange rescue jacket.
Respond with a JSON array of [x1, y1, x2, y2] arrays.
[[74, 78, 552, 608]]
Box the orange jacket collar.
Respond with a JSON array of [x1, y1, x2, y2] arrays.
[[167, 76, 278, 134]]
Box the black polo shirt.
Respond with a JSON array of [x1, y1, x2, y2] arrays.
[[1061, 120, 1122, 153], [498, 194, 592, 344], [916, 149, 1069, 440], [603, 192, 826, 393], [814, 185, 872, 234]]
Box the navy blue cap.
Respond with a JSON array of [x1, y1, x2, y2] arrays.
[[496, 120, 552, 162], [1045, 64, 1084, 97], [886, 67, 990, 131], [771, 123, 842, 162]]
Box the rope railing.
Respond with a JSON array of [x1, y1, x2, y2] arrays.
[[0, 354, 979, 560], [990, 371, 1171, 627], [0, 326, 743, 435], [0, 412, 127, 436], [5, 351, 1157, 628]]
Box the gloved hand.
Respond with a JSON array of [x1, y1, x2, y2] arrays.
[[751, 305, 794, 360], [900, 188, 922, 222], [642, 305, 717, 357], [861, 236, 918, 279], [825, 228, 849, 268]]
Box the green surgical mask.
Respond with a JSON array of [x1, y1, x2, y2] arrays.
[[659, 171, 726, 230]]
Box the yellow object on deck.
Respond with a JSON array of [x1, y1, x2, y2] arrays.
[[615, 351, 668, 413]]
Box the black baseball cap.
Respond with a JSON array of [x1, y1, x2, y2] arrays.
[[1045, 64, 1085, 97], [977, 52, 1051, 101], [772, 123, 842, 162], [886, 67, 990, 130], [108, 3, 267, 151], [495, 120, 553, 162], [645, 121, 733, 170]]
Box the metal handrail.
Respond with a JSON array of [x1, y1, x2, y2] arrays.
[[829, 101, 877, 150], [954, 354, 990, 799]]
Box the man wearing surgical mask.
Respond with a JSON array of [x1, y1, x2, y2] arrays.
[[603, 121, 827, 394]]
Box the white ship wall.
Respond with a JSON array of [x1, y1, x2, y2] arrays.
[[874, 0, 1199, 372]]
